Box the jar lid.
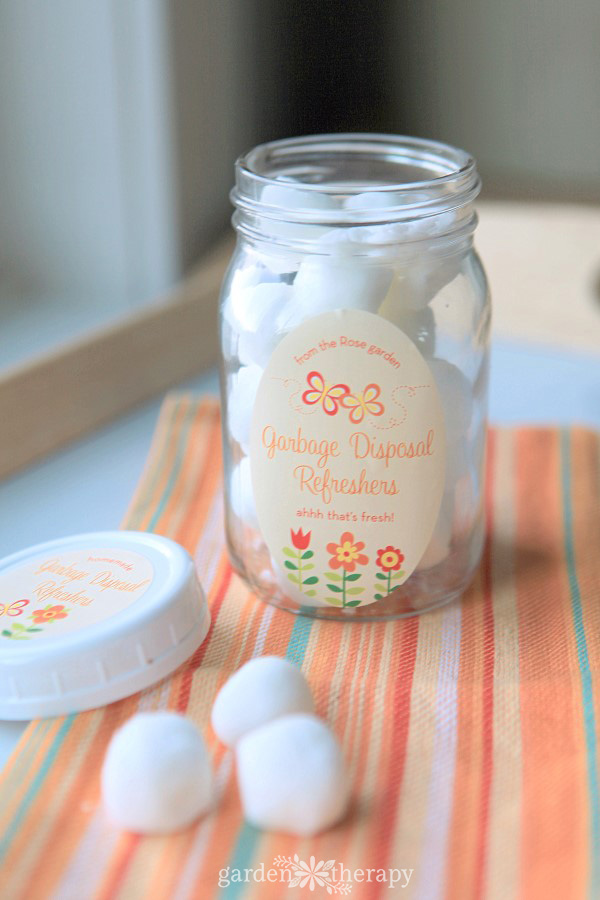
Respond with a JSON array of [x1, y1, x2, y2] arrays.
[[0, 532, 210, 720]]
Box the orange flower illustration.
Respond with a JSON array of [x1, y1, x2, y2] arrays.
[[30, 605, 69, 624], [326, 532, 369, 573], [342, 383, 384, 423], [376, 546, 405, 572]]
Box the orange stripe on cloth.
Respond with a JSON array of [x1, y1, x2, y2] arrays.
[[123, 397, 192, 533], [484, 429, 522, 900], [472, 428, 497, 899], [570, 430, 600, 679], [2, 398, 600, 900], [15, 706, 131, 900], [0, 719, 55, 834], [516, 430, 589, 900]]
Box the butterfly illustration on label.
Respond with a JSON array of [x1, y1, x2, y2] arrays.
[[342, 383, 385, 423], [301, 371, 350, 416], [301, 371, 386, 423], [0, 599, 29, 617]]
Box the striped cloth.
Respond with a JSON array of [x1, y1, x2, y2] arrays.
[[1, 395, 599, 900]]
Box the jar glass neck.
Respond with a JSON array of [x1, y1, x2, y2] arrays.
[[231, 134, 480, 251]]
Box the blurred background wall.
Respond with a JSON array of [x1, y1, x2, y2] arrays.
[[256, 0, 600, 200], [0, 0, 254, 324], [1, 0, 598, 368], [393, 0, 600, 202]]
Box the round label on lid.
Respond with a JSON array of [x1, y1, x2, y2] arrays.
[[0, 532, 210, 719], [0, 548, 153, 642], [250, 309, 446, 609]]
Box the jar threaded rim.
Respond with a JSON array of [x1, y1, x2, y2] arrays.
[[232, 133, 481, 228]]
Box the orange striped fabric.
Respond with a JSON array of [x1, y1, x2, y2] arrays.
[[1, 396, 600, 900]]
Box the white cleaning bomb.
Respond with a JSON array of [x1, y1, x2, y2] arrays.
[[429, 358, 473, 446], [236, 713, 350, 836], [234, 282, 293, 368], [102, 712, 213, 834], [227, 365, 264, 452], [280, 257, 392, 329], [211, 656, 314, 747], [229, 457, 259, 528]]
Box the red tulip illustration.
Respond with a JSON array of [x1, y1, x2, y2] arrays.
[[291, 528, 311, 551], [282, 528, 318, 597]]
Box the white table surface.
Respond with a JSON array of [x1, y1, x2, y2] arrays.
[[1, 340, 599, 766]]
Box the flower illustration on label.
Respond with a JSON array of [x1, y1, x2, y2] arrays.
[[327, 532, 368, 572], [31, 604, 69, 624], [291, 528, 311, 550], [301, 371, 350, 416], [1, 601, 70, 639], [374, 546, 406, 600], [282, 529, 319, 598], [341, 383, 384, 423], [324, 532, 369, 608]]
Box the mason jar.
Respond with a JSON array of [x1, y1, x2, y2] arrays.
[[219, 134, 490, 620]]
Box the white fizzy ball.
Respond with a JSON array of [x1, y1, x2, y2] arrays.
[[238, 329, 278, 369], [227, 281, 293, 367], [258, 184, 335, 250], [444, 436, 470, 488], [416, 528, 450, 571], [251, 245, 302, 276], [281, 257, 392, 328], [399, 306, 435, 358], [453, 470, 480, 538], [223, 265, 279, 330], [429, 358, 473, 446], [416, 435, 469, 572], [236, 713, 350, 836], [211, 656, 314, 747], [260, 183, 337, 211], [317, 211, 458, 260], [417, 434, 474, 570], [397, 258, 459, 310], [101, 712, 213, 834], [227, 365, 264, 452], [378, 281, 436, 358], [226, 280, 289, 334], [262, 222, 331, 246], [344, 189, 432, 212], [416, 487, 455, 572], [344, 190, 399, 210], [430, 270, 487, 382], [229, 457, 258, 528]]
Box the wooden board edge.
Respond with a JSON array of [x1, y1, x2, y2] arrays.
[[0, 237, 233, 480]]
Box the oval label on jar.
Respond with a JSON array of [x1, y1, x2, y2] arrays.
[[250, 309, 446, 609]]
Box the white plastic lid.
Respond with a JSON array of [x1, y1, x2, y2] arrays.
[[0, 531, 210, 719]]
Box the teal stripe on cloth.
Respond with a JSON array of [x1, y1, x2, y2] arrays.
[[222, 615, 314, 898], [131, 397, 182, 525], [283, 614, 314, 667], [561, 430, 600, 897], [146, 401, 206, 532], [0, 715, 75, 861]]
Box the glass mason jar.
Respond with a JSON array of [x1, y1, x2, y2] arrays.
[[219, 134, 490, 620]]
